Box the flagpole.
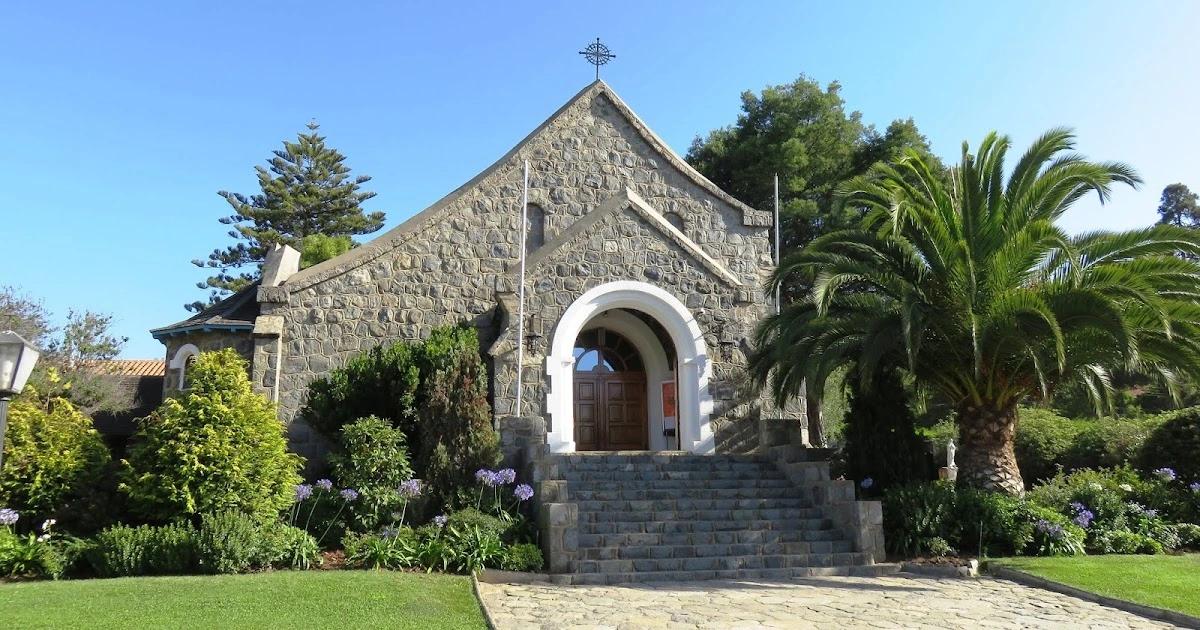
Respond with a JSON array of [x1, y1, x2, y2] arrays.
[[514, 161, 530, 419], [774, 173, 781, 315]]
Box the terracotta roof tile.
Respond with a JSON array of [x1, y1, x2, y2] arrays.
[[105, 359, 166, 377]]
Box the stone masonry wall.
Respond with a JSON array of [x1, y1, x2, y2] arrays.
[[160, 330, 254, 392], [256, 85, 779, 460]]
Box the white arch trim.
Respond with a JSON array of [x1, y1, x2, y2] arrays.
[[169, 344, 200, 369], [545, 281, 714, 454]]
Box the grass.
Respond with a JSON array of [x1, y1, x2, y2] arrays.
[[0, 570, 488, 630], [995, 554, 1200, 617]]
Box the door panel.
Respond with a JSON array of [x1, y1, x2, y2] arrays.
[[574, 373, 647, 450]]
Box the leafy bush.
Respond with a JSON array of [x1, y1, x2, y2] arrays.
[[1012, 408, 1080, 484], [1027, 468, 1136, 535], [443, 524, 502, 574], [416, 336, 500, 508], [1025, 506, 1085, 556], [329, 416, 413, 531], [881, 482, 958, 557], [1092, 530, 1163, 554], [1065, 418, 1163, 472], [1174, 523, 1200, 549], [0, 518, 64, 578], [955, 488, 1031, 557], [840, 368, 932, 492], [1139, 407, 1200, 482], [446, 508, 507, 541], [498, 543, 544, 572], [0, 391, 110, 519], [303, 341, 420, 444], [86, 521, 196, 577], [121, 350, 303, 522], [260, 522, 321, 570], [303, 326, 499, 510], [345, 528, 418, 570], [196, 511, 263, 575]]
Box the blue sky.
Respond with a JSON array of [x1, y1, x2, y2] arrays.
[[2, 1, 1197, 358]]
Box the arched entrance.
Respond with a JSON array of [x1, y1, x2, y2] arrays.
[[545, 281, 714, 454], [572, 328, 648, 451]]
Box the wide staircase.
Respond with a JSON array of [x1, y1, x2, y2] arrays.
[[551, 452, 893, 584]]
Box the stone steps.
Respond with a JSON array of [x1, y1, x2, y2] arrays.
[[548, 453, 876, 583], [559, 563, 901, 585], [574, 498, 813, 512], [579, 510, 826, 524], [579, 540, 855, 559]]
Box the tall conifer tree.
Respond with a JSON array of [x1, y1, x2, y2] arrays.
[[188, 123, 385, 311]]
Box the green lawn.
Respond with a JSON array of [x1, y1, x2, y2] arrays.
[[0, 570, 488, 630], [995, 554, 1200, 618]]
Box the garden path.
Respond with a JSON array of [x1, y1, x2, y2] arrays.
[[477, 574, 1182, 629]]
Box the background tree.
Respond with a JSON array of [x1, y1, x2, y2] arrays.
[[1155, 183, 1199, 228], [189, 123, 386, 311], [687, 75, 941, 444], [0, 286, 128, 414], [751, 128, 1200, 494]]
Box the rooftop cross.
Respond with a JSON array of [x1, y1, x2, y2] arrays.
[[578, 38, 615, 81]]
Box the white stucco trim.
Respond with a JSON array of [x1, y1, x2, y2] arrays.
[[169, 343, 201, 390], [546, 281, 714, 454]]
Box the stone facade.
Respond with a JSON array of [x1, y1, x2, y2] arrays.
[[156, 81, 797, 462]]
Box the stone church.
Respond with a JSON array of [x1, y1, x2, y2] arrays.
[[154, 80, 794, 461], [152, 81, 887, 581]]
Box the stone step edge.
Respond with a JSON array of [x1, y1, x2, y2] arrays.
[[578, 543, 855, 559], [555, 563, 902, 585]]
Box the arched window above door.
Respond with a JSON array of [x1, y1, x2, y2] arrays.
[[573, 328, 644, 372]]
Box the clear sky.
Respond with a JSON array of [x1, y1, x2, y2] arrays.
[[2, 1, 1197, 358]]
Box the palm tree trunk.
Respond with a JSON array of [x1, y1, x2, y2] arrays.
[[956, 403, 1024, 495], [806, 394, 825, 447]]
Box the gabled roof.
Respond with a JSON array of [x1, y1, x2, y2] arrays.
[[284, 80, 762, 292], [526, 188, 742, 288], [152, 282, 260, 339]]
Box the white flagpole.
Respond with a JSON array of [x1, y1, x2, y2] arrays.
[[514, 161, 530, 418], [774, 173, 781, 315]]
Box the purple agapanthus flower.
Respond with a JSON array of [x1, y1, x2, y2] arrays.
[[1145, 509, 1159, 518], [860, 477, 874, 489], [514, 484, 534, 501], [1035, 519, 1065, 540], [315, 479, 334, 492], [1154, 468, 1177, 482], [339, 488, 359, 502], [398, 479, 422, 498], [0, 508, 18, 526], [475, 469, 493, 483], [294, 483, 313, 502], [380, 526, 399, 539], [497, 468, 517, 484], [434, 514, 448, 528], [1190, 482, 1200, 492]]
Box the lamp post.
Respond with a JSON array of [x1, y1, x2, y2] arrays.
[[0, 331, 40, 472]]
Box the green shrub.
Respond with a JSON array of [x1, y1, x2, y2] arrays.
[[498, 543, 544, 572], [0, 524, 64, 578], [881, 482, 958, 557], [416, 337, 500, 508], [1174, 523, 1200, 549], [445, 508, 507, 540], [86, 521, 197, 577], [954, 488, 1031, 557], [1012, 408, 1080, 484], [840, 368, 932, 492], [196, 511, 263, 575], [346, 528, 418, 570], [1027, 468, 1136, 534], [1064, 417, 1163, 472], [1139, 407, 1200, 482], [444, 524, 502, 574], [121, 350, 303, 522], [0, 391, 110, 519], [1093, 530, 1163, 554], [329, 416, 413, 531], [261, 522, 321, 570], [1023, 506, 1085, 556], [303, 341, 420, 444], [303, 326, 499, 510]]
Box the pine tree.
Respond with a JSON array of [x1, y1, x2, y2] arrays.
[[188, 123, 385, 311]]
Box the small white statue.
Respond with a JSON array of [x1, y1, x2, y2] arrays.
[[947, 438, 957, 470]]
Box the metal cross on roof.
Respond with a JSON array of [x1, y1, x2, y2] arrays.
[[578, 38, 615, 80]]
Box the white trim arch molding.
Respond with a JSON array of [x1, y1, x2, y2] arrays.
[[545, 281, 715, 454], [169, 343, 200, 390]]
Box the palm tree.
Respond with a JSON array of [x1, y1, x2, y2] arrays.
[[750, 129, 1200, 494]]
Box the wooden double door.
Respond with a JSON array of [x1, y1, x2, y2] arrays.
[[574, 373, 648, 451], [572, 327, 649, 451]]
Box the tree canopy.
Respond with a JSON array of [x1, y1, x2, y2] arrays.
[[1156, 183, 1199, 228], [189, 123, 385, 311], [750, 128, 1200, 494]]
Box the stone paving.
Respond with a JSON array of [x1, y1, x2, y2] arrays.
[[477, 574, 1183, 629]]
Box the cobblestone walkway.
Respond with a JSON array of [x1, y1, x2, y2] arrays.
[[477, 575, 1182, 629]]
